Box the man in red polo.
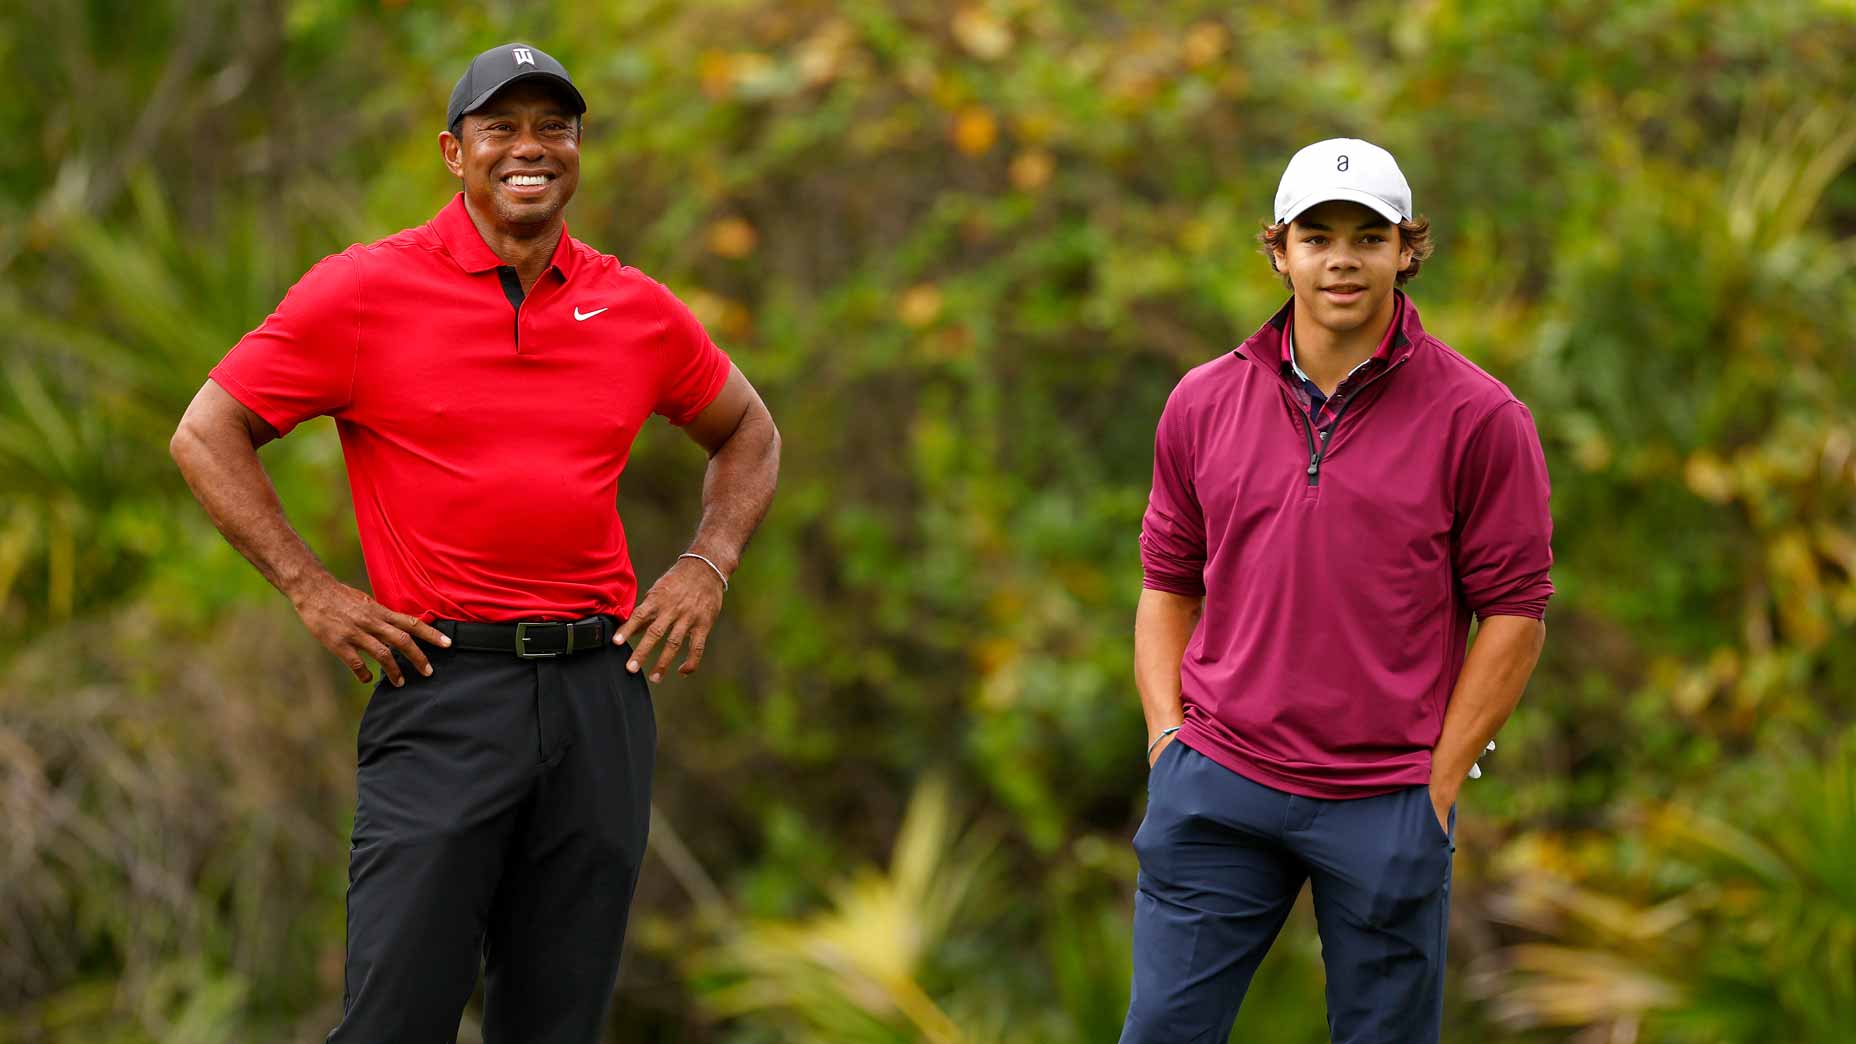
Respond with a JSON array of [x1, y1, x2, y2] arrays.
[[169, 43, 780, 1042], [1121, 139, 1552, 1042]]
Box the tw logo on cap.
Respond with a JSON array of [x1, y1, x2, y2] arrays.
[[512, 47, 535, 66]]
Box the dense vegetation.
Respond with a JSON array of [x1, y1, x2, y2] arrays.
[[3, 2, 1853, 1041]]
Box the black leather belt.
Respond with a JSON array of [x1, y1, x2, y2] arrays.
[[438, 615, 614, 659]]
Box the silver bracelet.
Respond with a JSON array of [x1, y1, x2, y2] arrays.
[[677, 552, 729, 592], [1146, 725, 1182, 758]]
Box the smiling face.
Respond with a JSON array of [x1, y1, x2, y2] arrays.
[[439, 79, 581, 234], [1271, 199, 1414, 338]]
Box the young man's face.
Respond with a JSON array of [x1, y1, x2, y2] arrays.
[[1272, 200, 1414, 336]]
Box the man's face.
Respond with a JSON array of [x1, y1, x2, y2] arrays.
[[1272, 200, 1413, 335], [440, 80, 581, 232]]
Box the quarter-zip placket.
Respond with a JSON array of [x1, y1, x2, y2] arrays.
[[1284, 355, 1408, 487]]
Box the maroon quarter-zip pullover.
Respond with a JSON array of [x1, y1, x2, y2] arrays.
[[1140, 292, 1553, 798]]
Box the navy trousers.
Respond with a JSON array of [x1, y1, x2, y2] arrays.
[[327, 622, 655, 1044], [1120, 741, 1454, 1044]]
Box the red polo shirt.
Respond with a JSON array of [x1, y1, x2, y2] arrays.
[[210, 194, 731, 623]]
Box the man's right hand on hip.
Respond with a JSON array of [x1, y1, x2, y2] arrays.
[[291, 575, 451, 686]]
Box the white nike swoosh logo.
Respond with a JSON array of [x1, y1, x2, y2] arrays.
[[574, 307, 608, 321]]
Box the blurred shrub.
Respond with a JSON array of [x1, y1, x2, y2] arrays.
[[1480, 726, 1856, 1042]]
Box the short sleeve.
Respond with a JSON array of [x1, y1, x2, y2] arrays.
[[1140, 384, 1208, 596], [1453, 402, 1554, 619], [209, 252, 359, 437], [652, 283, 732, 425]]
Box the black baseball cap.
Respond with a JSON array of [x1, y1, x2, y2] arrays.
[[446, 43, 586, 131]]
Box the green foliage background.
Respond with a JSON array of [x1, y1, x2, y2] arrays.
[[3, 1, 1854, 1041]]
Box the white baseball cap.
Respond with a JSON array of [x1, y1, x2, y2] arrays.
[[1273, 138, 1412, 226]]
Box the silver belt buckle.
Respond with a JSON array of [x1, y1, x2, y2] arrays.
[[515, 620, 569, 659]]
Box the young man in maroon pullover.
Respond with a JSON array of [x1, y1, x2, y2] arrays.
[[1120, 139, 1552, 1043]]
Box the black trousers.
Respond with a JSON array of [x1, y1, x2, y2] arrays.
[[327, 621, 655, 1044]]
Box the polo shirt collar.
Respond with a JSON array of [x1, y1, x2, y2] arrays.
[[431, 192, 579, 282], [1279, 290, 1406, 380], [1237, 291, 1428, 380]]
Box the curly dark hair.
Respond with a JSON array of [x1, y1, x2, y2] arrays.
[[1258, 215, 1434, 288]]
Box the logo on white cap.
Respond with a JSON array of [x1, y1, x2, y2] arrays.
[[1273, 138, 1412, 226], [512, 47, 535, 66]]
